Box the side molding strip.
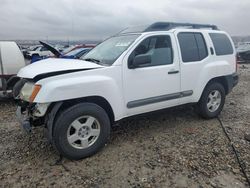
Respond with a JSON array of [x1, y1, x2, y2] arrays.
[[127, 90, 193, 108]]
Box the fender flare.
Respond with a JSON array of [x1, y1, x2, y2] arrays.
[[45, 102, 63, 143]]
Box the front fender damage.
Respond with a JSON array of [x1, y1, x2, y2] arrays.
[[45, 102, 63, 143]]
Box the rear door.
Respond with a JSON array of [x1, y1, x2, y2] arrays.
[[175, 31, 210, 104]]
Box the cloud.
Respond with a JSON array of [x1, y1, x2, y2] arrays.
[[0, 0, 249, 40]]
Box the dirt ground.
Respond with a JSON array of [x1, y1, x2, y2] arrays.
[[0, 65, 250, 188]]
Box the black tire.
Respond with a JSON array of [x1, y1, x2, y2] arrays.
[[197, 82, 225, 119], [53, 103, 111, 160]]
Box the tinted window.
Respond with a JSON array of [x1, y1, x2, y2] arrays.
[[195, 33, 208, 60], [178, 33, 208, 62], [129, 35, 173, 68], [209, 33, 233, 55]]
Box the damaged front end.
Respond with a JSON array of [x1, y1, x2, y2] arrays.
[[14, 79, 50, 133]]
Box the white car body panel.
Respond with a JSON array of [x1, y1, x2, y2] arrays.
[[0, 41, 25, 89], [173, 30, 236, 104], [35, 66, 125, 120], [122, 33, 181, 116], [17, 58, 103, 79], [0, 42, 25, 75]]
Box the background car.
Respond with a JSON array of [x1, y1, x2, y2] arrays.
[[60, 47, 92, 59], [30, 41, 93, 63], [26, 45, 54, 59], [236, 42, 250, 63], [0, 41, 26, 97], [21, 45, 42, 58]]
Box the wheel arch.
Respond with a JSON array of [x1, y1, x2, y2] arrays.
[[198, 75, 230, 102], [46, 96, 115, 143], [206, 76, 229, 93]]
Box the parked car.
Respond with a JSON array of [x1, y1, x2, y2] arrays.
[[0, 41, 26, 97], [14, 22, 238, 160], [26, 45, 54, 59], [62, 44, 96, 55], [61, 47, 92, 59], [21, 45, 41, 58], [30, 41, 92, 63], [236, 42, 250, 63]]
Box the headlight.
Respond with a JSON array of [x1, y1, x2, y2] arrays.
[[20, 82, 41, 102]]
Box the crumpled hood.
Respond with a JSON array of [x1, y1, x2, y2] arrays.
[[17, 58, 103, 79]]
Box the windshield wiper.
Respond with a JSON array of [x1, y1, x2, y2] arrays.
[[83, 58, 100, 63]]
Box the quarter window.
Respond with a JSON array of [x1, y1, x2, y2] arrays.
[[178, 32, 208, 62], [128, 35, 173, 68], [209, 33, 233, 55]]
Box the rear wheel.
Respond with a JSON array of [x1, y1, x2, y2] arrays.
[[197, 82, 225, 119], [53, 103, 110, 160]]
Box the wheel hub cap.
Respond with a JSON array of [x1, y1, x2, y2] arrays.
[[78, 126, 90, 138], [67, 116, 101, 149], [207, 90, 222, 113]]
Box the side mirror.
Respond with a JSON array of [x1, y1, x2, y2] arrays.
[[130, 54, 151, 68]]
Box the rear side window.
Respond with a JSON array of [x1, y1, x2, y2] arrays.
[[209, 33, 233, 55], [195, 34, 208, 60], [178, 32, 208, 62]]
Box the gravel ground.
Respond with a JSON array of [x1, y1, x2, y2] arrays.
[[0, 65, 250, 188]]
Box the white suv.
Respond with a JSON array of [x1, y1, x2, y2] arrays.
[[15, 22, 238, 160]]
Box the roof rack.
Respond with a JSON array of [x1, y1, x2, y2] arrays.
[[119, 22, 219, 34], [144, 22, 219, 32]]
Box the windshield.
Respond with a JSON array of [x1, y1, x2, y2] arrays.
[[82, 34, 139, 65]]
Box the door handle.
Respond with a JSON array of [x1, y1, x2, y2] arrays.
[[168, 70, 179, 74]]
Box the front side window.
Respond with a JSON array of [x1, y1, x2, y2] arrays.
[[178, 32, 208, 62], [209, 33, 234, 55], [82, 34, 139, 65], [128, 35, 173, 68]]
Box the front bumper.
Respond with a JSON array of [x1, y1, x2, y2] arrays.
[[16, 101, 50, 133], [16, 106, 32, 133]]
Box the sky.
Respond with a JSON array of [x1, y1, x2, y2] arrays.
[[0, 0, 249, 41]]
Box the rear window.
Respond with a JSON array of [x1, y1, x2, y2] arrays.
[[178, 32, 208, 62], [209, 33, 234, 55]]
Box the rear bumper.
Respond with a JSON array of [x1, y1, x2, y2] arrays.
[[232, 73, 239, 87], [225, 72, 239, 94]]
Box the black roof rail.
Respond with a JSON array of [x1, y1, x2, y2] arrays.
[[119, 22, 219, 34], [144, 22, 219, 32]]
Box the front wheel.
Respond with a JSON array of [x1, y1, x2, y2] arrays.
[[53, 103, 110, 160], [197, 82, 226, 119]]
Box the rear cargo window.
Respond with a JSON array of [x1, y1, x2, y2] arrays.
[[178, 32, 208, 62], [209, 33, 234, 55]]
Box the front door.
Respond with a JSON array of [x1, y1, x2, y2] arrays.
[[123, 34, 181, 116]]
